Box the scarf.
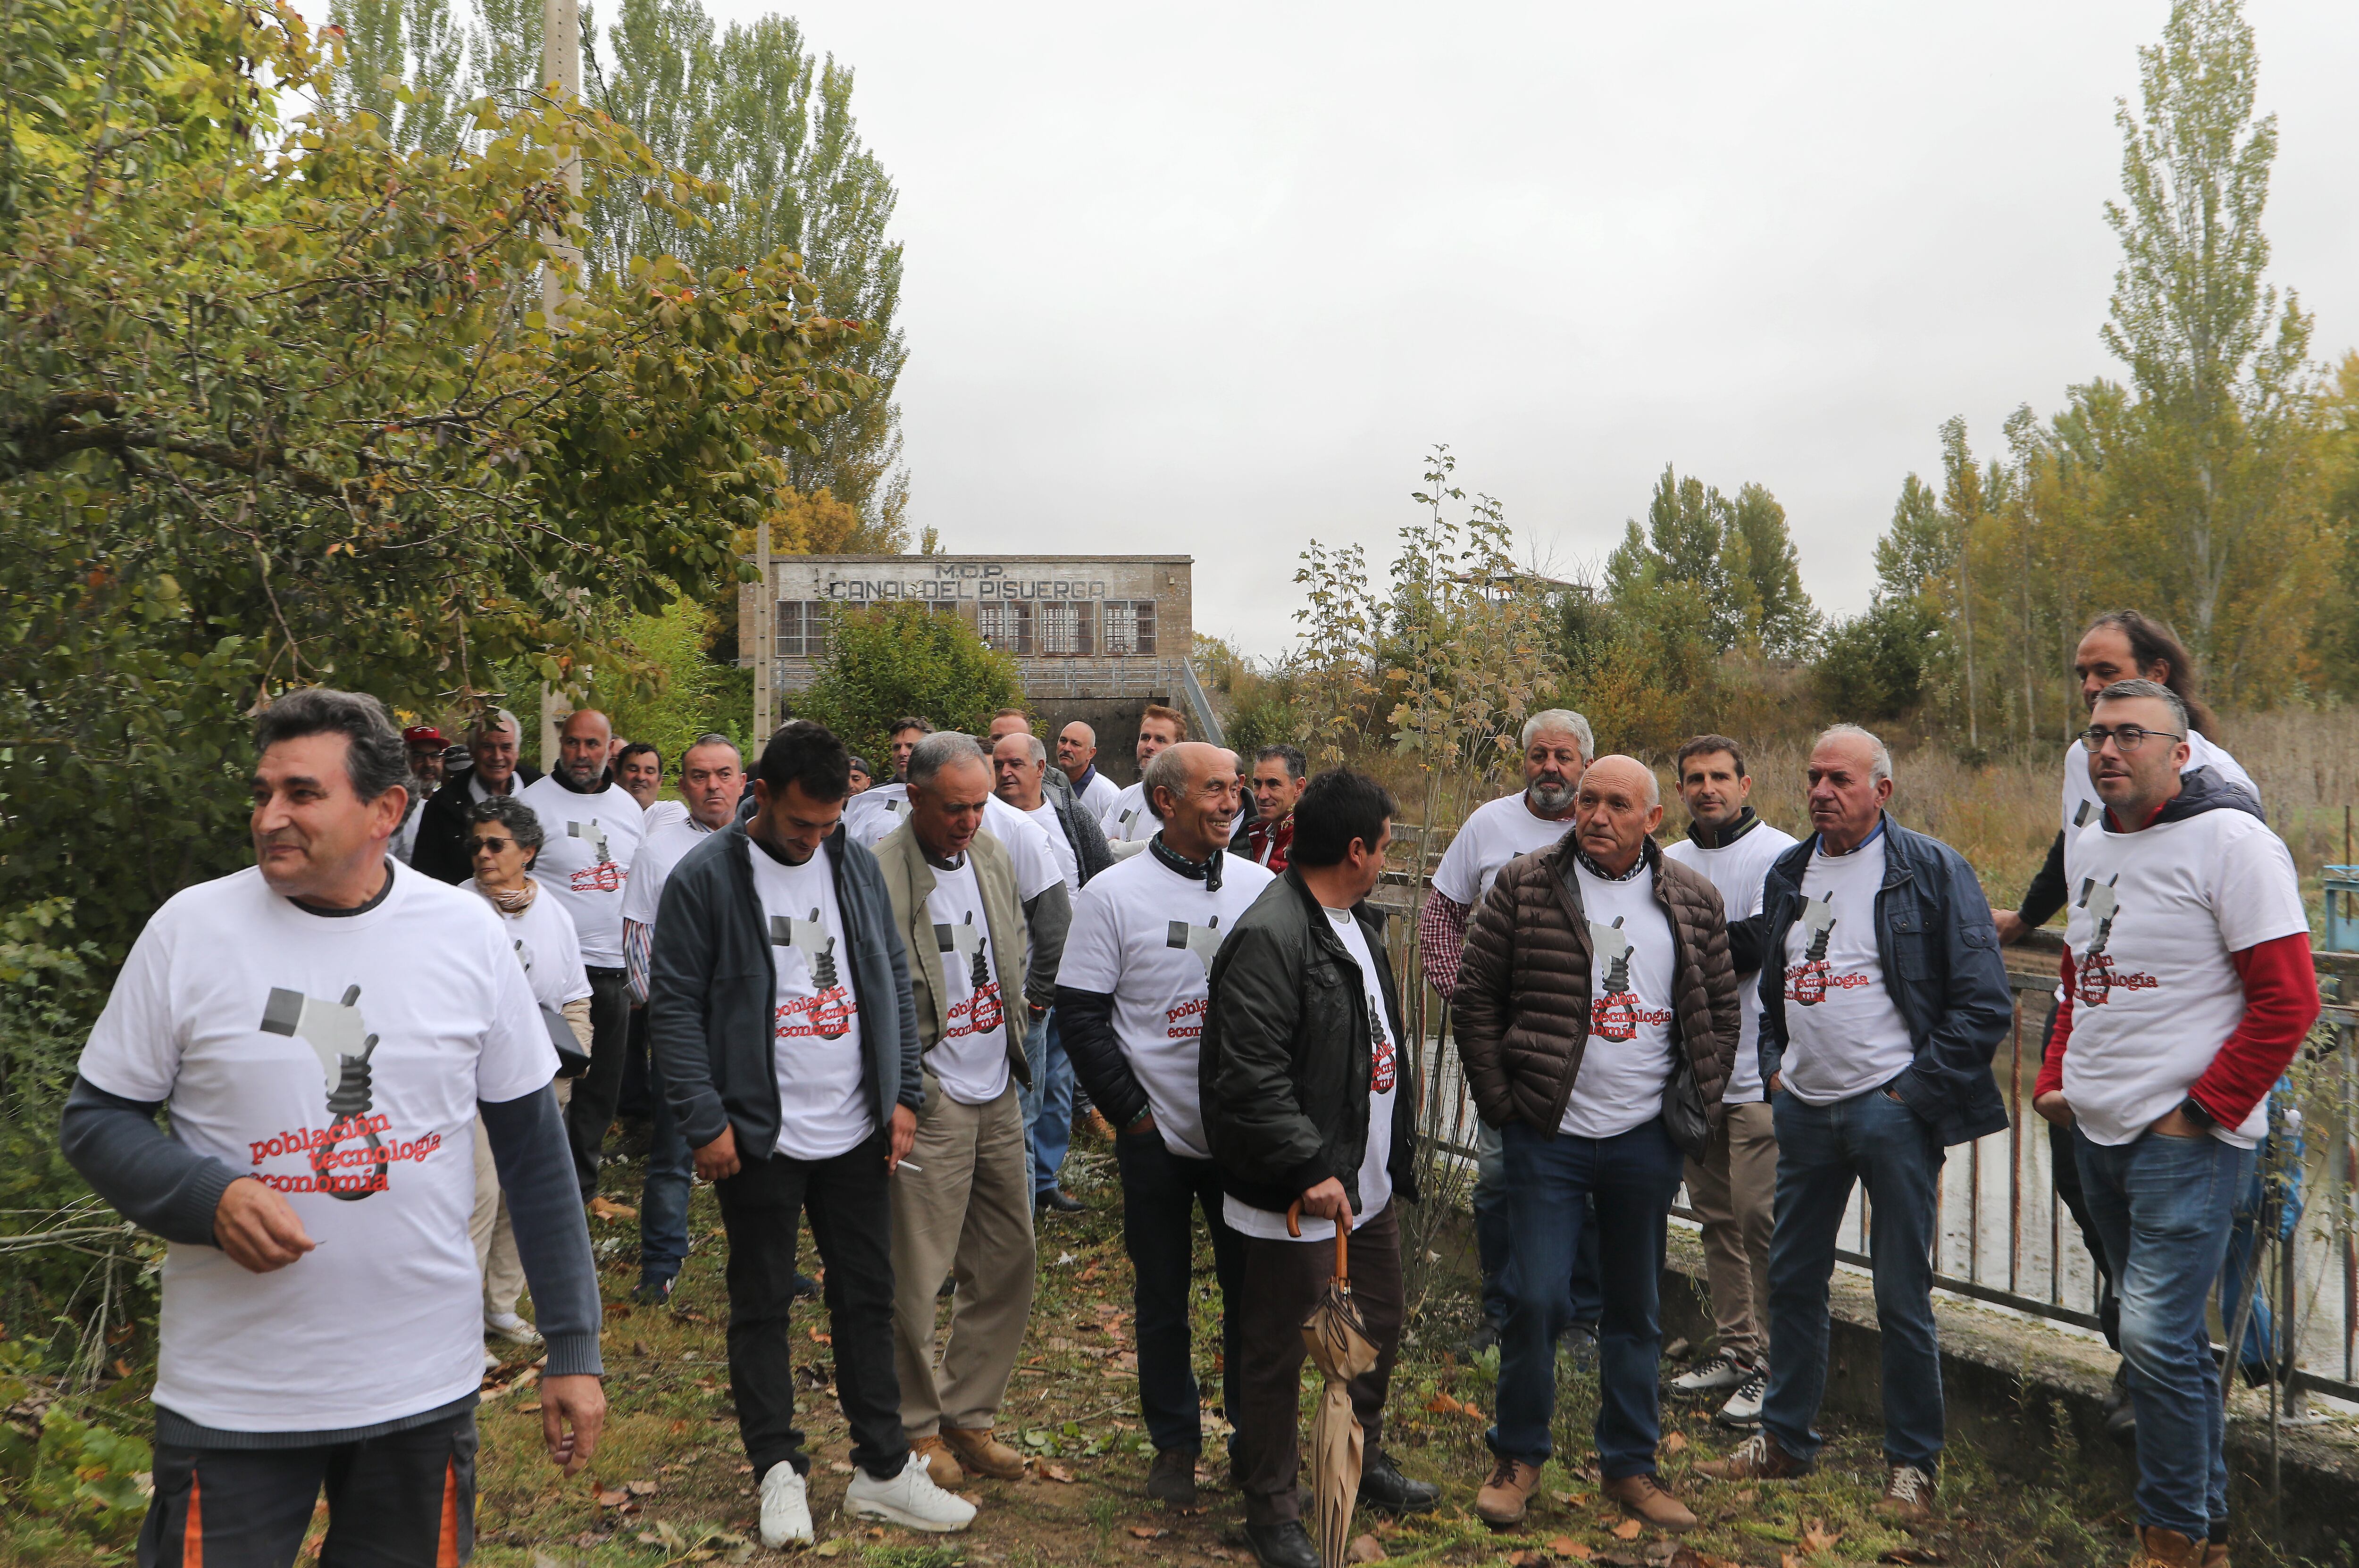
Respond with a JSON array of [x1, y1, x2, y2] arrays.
[[1149, 832, 1224, 891], [477, 876, 538, 914]]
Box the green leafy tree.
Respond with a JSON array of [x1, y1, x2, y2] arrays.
[[1606, 466, 1759, 654], [1725, 482, 1820, 656], [323, 0, 468, 153], [794, 604, 1022, 769]]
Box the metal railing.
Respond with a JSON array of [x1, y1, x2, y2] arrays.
[[1370, 827, 2359, 1410]]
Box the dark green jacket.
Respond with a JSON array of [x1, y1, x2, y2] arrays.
[[1201, 869, 1420, 1218], [648, 823, 922, 1156]]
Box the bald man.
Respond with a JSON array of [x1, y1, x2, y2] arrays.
[[1057, 722, 1119, 821], [1454, 755, 1737, 1535]]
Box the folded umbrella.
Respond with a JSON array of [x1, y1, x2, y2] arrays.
[[1288, 1201, 1380, 1568]]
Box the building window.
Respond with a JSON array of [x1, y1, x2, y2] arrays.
[[1102, 599, 1156, 657], [979, 602, 1034, 655], [774, 601, 829, 658], [1039, 602, 1081, 655]]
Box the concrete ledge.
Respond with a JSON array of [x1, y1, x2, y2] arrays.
[[1657, 1231, 2359, 1565]]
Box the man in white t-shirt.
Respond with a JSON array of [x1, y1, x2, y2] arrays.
[[1698, 726, 2013, 1526], [60, 688, 604, 1564], [518, 707, 645, 1201], [1661, 735, 1798, 1429], [1056, 742, 1277, 1509], [1098, 704, 1188, 850], [1416, 708, 1600, 1351], [1455, 757, 1736, 1537], [888, 716, 933, 782], [1058, 720, 1121, 822], [619, 733, 744, 1304], [2032, 681, 2317, 1564], [873, 734, 1044, 1491], [1204, 768, 1441, 1565]]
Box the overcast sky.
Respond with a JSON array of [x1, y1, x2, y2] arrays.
[[706, 0, 2359, 657]]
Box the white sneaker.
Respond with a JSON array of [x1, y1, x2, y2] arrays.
[[484, 1310, 542, 1345], [844, 1450, 978, 1533], [1671, 1350, 1752, 1395], [759, 1463, 813, 1547], [1715, 1368, 1767, 1427]]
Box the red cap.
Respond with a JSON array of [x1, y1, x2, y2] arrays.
[[403, 725, 445, 745]]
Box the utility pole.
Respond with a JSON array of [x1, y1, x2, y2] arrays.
[[538, 0, 584, 771], [753, 518, 773, 742]]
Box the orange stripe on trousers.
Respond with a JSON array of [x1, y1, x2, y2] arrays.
[[437, 1457, 460, 1568], [183, 1471, 202, 1568]]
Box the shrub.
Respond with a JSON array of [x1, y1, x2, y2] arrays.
[[794, 604, 1023, 765]]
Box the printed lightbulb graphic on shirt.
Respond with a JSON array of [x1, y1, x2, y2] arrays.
[[2075, 874, 2123, 1006], [566, 820, 626, 891], [1368, 994, 1396, 1093], [1164, 915, 1224, 975], [1790, 893, 1839, 1007], [1587, 916, 1638, 1041], [771, 908, 851, 1039], [935, 911, 1003, 1034], [259, 984, 385, 1201]]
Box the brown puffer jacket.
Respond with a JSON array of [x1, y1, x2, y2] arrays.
[[1454, 834, 1738, 1134]]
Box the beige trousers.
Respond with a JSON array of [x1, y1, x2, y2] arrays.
[[470, 1077, 570, 1318], [890, 1079, 1036, 1437], [1683, 1098, 1778, 1366]]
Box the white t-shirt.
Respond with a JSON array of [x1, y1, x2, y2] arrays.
[[1431, 790, 1576, 908], [1100, 781, 1155, 845], [2060, 807, 2306, 1149], [1071, 769, 1121, 823], [1778, 827, 1916, 1106], [1664, 819, 1799, 1101], [76, 862, 556, 1434], [748, 843, 874, 1159], [643, 799, 690, 836], [845, 784, 1064, 902], [923, 857, 1015, 1106], [619, 815, 716, 931], [390, 794, 425, 866], [1559, 862, 1680, 1138], [1026, 801, 1080, 894], [471, 885, 593, 1014], [1227, 904, 1398, 1242], [2060, 730, 2255, 834], [1056, 847, 1279, 1159], [517, 776, 644, 967]]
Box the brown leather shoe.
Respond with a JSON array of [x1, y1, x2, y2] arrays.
[[1694, 1431, 1811, 1482], [2132, 1526, 2206, 1568], [1474, 1457, 1542, 1528], [1876, 1463, 1935, 1522], [2201, 1540, 2228, 1568], [1603, 1473, 1697, 1533], [912, 1433, 963, 1488], [940, 1425, 1027, 1481]]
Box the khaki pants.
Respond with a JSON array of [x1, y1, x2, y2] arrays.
[[890, 1080, 1036, 1437], [471, 1078, 569, 1318], [1683, 1098, 1777, 1366]]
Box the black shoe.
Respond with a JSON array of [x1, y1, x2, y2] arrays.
[[938, 1276, 956, 1299], [1465, 1321, 1501, 1357], [2105, 1367, 2137, 1444], [2101, 1359, 2130, 1418], [1146, 1447, 1198, 1507], [1244, 1520, 1318, 1568], [630, 1274, 674, 1308], [1559, 1321, 1599, 1366], [1036, 1188, 1086, 1215], [791, 1271, 820, 1299], [1359, 1449, 1440, 1514]]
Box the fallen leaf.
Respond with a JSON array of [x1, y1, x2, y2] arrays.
[[518, 1401, 541, 1414], [1037, 1461, 1074, 1483], [625, 1478, 657, 1496], [1613, 1519, 1643, 1540], [1553, 1490, 1591, 1506], [813, 1541, 846, 1558], [1548, 1538, 1596, 1558], [1423, 1394, 1460, 1415], [1129, 1525, 1170, 1539], [1347, 1534, 1386, 1563], [1660, 1431, 1687, 1454], [807, 1326, 832, 1345], [828, 1460, 855, 1474], [1877, 1551, 1949, 1566], [1800, 1521, 1841, 1554], [595, 1485, 630, 1507], [1506, 1553, 1547, 1567]]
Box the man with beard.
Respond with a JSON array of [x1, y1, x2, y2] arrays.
[[1417, 710, 1603, 1354], [391, 725, 448, 865], [519, 709, 645, 1201]]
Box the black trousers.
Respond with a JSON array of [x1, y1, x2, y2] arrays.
[[1114, 1129, 1244, 1455], [715, 1133, 910, 1482], [138, 1408, 476, 1568], [564, 965, 633, 1200]]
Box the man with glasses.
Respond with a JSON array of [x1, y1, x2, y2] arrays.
[[2033, 682, 2315, 1568]]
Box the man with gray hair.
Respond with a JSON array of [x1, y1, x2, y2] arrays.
[[1417, 708, 1601, 1354], [1698, 724, 2014, 1524], [411, 706, 543, 883]]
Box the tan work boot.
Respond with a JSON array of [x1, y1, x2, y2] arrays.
[[2202, 1540, 2229, 1568], [1474, 1457, 1542, 1528], [912, 1433, 963, 1488], [2132, 1526, 2206, 1568], [940, 1425, 1027, 1481], [1694, 1430, 1812, 1482], [1876, 1463, 1935, 1522], [1602, 1473, 1697, 1533]]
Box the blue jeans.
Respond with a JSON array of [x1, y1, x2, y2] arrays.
[[1021, 1012, 1075, 1197], [2075, 1126, 2252, 1539], [1763, 1086, 1946, 1472], [2220, 1118, 2302, 1378], [1489, 1117, 1684, 1476], [639, 1015, 694, 1283], [1474, 1120, 1601, 1333]]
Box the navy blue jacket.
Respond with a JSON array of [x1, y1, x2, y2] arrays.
[[1757, 814, 2014, 1146]]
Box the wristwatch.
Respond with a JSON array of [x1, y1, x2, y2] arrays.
[[2177, 1096, 2217, 1129]]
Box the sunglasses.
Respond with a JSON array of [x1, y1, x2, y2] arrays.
[[472, 836, 518, 854]]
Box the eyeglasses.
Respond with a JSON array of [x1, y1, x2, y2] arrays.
[[471, 836, 516, 853], [2077, 725, 2186, 753]]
